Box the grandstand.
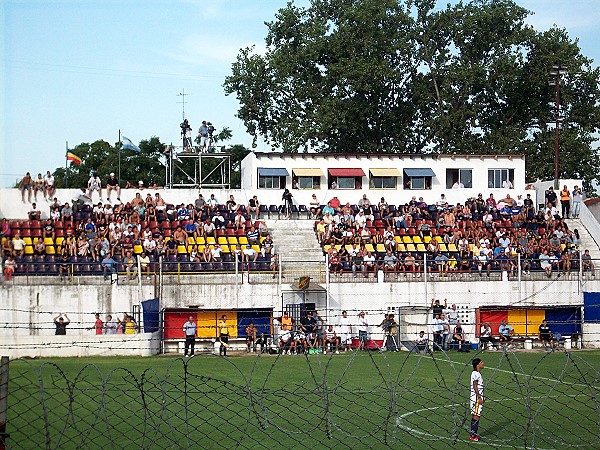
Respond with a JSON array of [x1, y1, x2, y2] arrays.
[[1, 152, 600, 357]]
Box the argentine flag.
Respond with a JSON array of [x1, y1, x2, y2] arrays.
[[121, 136, 141, 152]]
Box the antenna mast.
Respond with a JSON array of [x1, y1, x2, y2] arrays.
[[177, 89, 190, 120]]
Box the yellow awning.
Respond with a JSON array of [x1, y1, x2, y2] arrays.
[[369, 168, 401, 177], [293, 168, 323, 176]]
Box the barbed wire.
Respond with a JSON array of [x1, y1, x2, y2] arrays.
[[3, 350, 600, 449]]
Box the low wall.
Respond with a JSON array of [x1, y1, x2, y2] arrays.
[[1, 331, 161, 359]]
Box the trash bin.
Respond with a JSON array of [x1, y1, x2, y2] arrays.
[[524, 339, 533, 350], [564, 338, 571, 350], [377, 270, 384, 283]]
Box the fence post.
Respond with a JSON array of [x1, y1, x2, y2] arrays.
[[0, 356, 9, 450]]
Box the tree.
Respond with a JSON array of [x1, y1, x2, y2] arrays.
[[53, 137, 166, 189], [224, 0, 600, 192]]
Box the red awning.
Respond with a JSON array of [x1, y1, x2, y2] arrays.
[[328, 168, 366, 177]]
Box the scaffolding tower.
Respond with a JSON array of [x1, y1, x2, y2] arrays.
[[164, 145, 231, 189]]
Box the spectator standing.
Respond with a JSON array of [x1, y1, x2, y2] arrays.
[[571, 185, 583, 218], [338, 310, 352, 351], [180, 119, 193, 150], [104, 315, 117, 334], [357, 311, 368, 350], [198, 121, 209, 152], [182, 315, 197, 357], [430, 314, 443, 350], [560, 185, 571, 218], [89, 313, 103, 335], [139, 252, 151, 279], [54, 313, 70, 335], [245, 321, 258, 352], [282, 188, 293, 218], [545, 187, 557, 208], [431, 298, 447, 319], [446, 303, 459, 326]]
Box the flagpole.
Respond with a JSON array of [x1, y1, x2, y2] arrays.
[[118, 129, 121, 185], [65, 141, 69, 189]]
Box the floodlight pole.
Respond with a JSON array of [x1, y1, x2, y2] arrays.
[[549, 64, 567, 189]]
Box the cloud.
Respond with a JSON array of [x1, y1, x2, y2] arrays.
[[164, 34, 267, 67]]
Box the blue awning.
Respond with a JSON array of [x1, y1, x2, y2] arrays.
[[258, 167, 289, 177], [404, 168, 436, 177]]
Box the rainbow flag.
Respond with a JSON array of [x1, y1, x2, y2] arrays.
[[66, 151, 82, 165]]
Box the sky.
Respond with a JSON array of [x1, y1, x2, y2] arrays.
[[1, 0, 600, 188]]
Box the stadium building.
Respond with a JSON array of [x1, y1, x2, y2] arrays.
[[1, 152, 600, 357]]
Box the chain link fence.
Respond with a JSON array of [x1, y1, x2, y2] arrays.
[[2, 349, 600, 449]]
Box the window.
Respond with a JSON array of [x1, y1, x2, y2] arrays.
[[258, 176, 286, 189], [488, 169, 514, 189], [446, 169, 473, 189], [297, 176, 320, 189], [337, 177, 358, 189], [370, 176, 397, 189], [403, 169, 435, 190]]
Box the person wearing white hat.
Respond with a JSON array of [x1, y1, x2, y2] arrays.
[[106, 172, 121, 202]]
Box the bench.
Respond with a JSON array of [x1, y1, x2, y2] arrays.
[[164, 337, 250, 354]]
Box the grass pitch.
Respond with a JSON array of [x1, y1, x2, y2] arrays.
[[6, 350, 600, 449]]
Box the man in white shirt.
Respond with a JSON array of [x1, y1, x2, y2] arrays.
[[431, 314, 443, 351], [470, 358, 485, 442], [338, 310, 353, 351], [104, 315, 117, 334], [445, 304, 459, 326], [44, 171, 56, 199], [357, 311, 368, 350]]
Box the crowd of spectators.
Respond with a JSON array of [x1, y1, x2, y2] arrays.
[[317, 188, 595, 279], [2, 188, 279, 279]]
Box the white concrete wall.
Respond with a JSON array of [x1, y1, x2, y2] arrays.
[[0, 332, 161, 359], [241, 152, 532, 207], [2, 277, 598, 355], [584, 324, 600, 349]]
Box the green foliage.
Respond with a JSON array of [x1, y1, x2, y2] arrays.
[[54, 137, 166, 189], [52, 134, 250, 190], [224, 0, 600, 192]]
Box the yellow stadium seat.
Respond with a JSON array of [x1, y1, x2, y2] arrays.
[[423, 236, 432, 244], [206, 237, 216, 245], [221, 245, 230, 253], [238, 237, 248, 245], [345, 244, 352, 251], [376, 244, 386, 253], [397, 243, 407, 253], [44, 237, 54, 246], [323, 245, 332, 253], [394, 236, 403, 244], [406, 243, 417, 252], [335, 244, 342, 251], [133, 244, 143, 254], [188, 237, 195, 245], [24, 245, 34, 255], [1, 237, 5, 245], [217, 237, 228, 245], [402, 236, 412, 244], [55, 237, 64, 246], [23, 237, 33, 246], [416, 243, 426, 252], [448, 243, 458, 252], [198, 245, 205, 252], [365, 243, 375, 253], [435, 235, 443, 243], [252, 244, 261, 253], [177, 245, 187, 254], [227, 236, 238, 245], [196, 237, 205, 245], [439, 243, 448, 252], [165, 236, 171, 242], [46, 245, 56, 255], [412, 236, 423, 244]]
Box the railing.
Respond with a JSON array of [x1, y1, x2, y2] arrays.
[[2, 255, 598, 285]]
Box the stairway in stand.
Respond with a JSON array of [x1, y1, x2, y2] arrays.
[[267, 219, 324, 271]]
